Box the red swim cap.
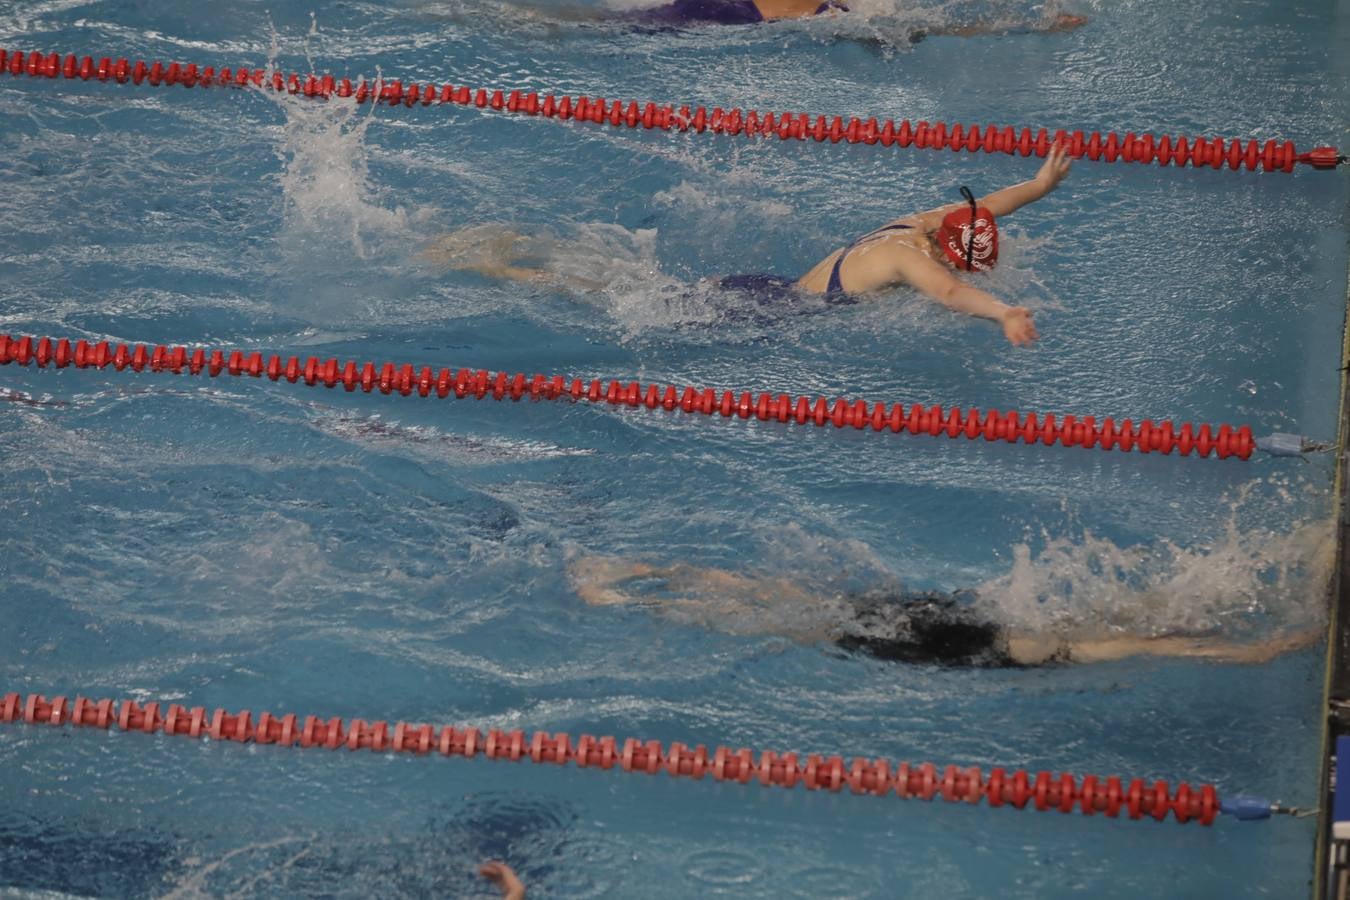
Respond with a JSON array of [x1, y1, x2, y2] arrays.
[[937, 206, 999, 271]]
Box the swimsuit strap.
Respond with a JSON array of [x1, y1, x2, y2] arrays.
[[826, 223, 913, 296]]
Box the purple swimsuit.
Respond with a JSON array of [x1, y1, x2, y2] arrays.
[[624, 0, 847, 26]]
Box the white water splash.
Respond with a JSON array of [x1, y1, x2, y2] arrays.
[[268, 81, 422, 261], [976, 485, 1334, 638], [249, 21, 443, 322]]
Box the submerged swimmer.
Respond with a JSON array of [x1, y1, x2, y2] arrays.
[[421, 145, 1072, 345], [568, 556, 1320, 667], [1, 389, 69, 408]]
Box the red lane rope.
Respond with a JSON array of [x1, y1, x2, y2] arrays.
[[1, 691, 1220, 825], [1, 49, 1341, 173], [0, 333, 1256, 460]]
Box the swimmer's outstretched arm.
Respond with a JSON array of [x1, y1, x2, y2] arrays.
[[1007, 627, 1323, 666], [568, 557, 661, 606], [911, 144, 1072, 229], [886, 248, 1039, 346], [979, 143, 1072, 217]]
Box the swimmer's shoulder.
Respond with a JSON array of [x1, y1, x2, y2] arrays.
[[879, 214, 933, 238]]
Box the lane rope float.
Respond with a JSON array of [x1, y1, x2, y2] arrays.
[[3, 690, 1305, 826], [0, 333, 1322, 461], [1, 49, 1342, 173]]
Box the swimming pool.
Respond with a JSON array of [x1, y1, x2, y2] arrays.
[[1, 0, 1347, 895]]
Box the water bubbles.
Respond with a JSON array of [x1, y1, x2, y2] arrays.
[[685, 848, 766, 887]]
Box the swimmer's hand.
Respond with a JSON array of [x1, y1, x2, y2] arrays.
[[1035, 142, 1072, 194], [1000, 306, 1039, 346], [479, 861, 526, 900], [1045, 13, 1088, 32]]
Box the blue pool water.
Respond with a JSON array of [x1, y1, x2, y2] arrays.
[[1, 0, 1348, 896]]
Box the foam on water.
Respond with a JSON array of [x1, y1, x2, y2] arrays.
[[270, 92, 423, 253], [977, 478, 1334, 638], [258, 26, 442, 322], [764, 470, 1335, 645]]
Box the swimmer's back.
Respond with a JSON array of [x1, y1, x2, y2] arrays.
[[796, 218, 928, 296]]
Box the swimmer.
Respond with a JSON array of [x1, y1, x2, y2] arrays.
[[422, 145, 1071, 345], [567, 556, 1321, 667], [613, 0, 1087, 35], [479, 0, 1088, 34], [794, 142, 1074, 346]]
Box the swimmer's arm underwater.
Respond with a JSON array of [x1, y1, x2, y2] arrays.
[[1006, 628, 1323, 666], [911, 13, 1088, 40]]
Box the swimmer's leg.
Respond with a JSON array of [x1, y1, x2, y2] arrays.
[[418, 225, 531, 276], [419, 226, 608, 291], [566, 558, 750, 626], [568, 556, 661, 606], [569, 557, 822, 612]]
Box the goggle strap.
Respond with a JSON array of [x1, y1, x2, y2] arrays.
[[958, 186, 977, 271]]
